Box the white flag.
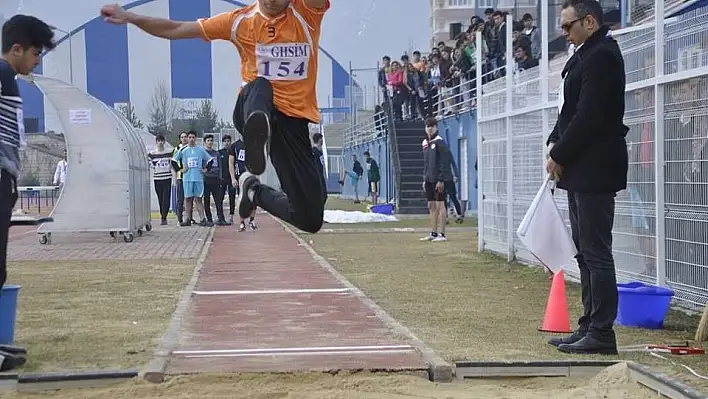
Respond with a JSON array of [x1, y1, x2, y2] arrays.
[[516, 177, 577, 274]]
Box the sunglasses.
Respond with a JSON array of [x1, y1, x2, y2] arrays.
[[561, 17, 585, 32]]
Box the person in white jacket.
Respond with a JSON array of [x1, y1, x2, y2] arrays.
[[53, 149, 67, 188]]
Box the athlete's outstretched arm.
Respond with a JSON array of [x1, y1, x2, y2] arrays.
[[100, 3, 201, 40]]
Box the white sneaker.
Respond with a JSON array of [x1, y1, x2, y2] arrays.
[[432, 235, 447, 242], [419, 234, 435, 241]]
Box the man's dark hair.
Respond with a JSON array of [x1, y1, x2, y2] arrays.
[[401, 54, 409, 62], [156, 134, 165, 142], [312, 132, 323, 143], [413, 50, 421, 56], [562, 0, 604, 26], [187, 130, 197, 137], [437, 41, 445, 47], [204, 134, 214, 141], [492, 10, 504, 18], [2, 15, 55, 54], [424, 117, 438, 128], [382, 55, 390, 61], [484, 8, 494, 14], [522, 13, 534, 21], [363, 151, 370, 156], [222, 134, 231, 141]]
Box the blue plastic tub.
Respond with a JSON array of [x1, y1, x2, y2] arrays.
[[0, 284, 21, 344], [616, 281, 673, 329], [370, 203, 394, 215]]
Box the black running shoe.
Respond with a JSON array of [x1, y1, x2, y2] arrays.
[[243, 110, 271, 175], [236, 172, 260, 219]]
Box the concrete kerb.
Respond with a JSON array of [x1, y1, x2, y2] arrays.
[[275, 216, 455, 383], [140, 225, 216, 383], [456, 360, 707, 399]]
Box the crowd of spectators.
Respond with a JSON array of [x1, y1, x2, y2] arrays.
[[377, 8, 543, 122]]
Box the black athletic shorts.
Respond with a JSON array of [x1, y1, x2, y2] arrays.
[[425, 182, 445, 202]]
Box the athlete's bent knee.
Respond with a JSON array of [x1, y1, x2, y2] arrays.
[[298, 216, 324, 234]]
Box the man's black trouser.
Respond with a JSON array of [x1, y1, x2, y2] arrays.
[[175, 179, 185, 222], [233, 77, 326, 234], [567, 190, 618, 342], [153, 179, 171, 221], [221, 182, 236, 216], [444, 180, 462, 216], [0, 169, 18, 288], [203, 178, 225, 222]]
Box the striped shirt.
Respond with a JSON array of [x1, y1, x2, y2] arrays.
[[148, 148, 173, 181], [0, 59, 23, 178]]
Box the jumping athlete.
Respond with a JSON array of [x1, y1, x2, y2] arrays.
[[101, 0, 330, 234]]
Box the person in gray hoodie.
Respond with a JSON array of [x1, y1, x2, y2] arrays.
[[420, 117, 453, 242]]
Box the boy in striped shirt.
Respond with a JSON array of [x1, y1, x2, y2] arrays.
[[0, 14, 55, 371], [148, 134, 173, 225]]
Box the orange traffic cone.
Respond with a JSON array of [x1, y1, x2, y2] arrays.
[[538, 270, 573, 333]]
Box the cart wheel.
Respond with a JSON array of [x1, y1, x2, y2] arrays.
[[145, 222, 152, 232], [137, 229, 143, 237], [39, 234, 48, 245], [123, 233, 134, 243], [109, 231, 116, 238]]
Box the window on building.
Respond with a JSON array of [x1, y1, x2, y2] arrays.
[[477, 0, 496, 8], [447, 0, 474, 7]]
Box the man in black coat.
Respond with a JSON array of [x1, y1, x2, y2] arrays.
[[545, 0, 628, 355]]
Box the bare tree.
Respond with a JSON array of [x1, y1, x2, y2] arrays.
[[117, 103, 144, 130], [147, 81, 179, 137]]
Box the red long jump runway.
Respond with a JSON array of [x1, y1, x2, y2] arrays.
[[167, 215, 427, 374]]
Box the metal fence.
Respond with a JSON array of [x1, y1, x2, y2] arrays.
[[476, 7, 708, 311]]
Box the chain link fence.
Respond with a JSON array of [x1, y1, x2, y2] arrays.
[[476, 8, 708, 311]]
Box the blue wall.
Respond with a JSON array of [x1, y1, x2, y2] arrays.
[[18, 62, 44, 132], [85, 19, 130, 107], [340, 136, 393, 202], [437, 110, 478, 213], [339, 110, 479, 213], [169, 0, 213, 99]]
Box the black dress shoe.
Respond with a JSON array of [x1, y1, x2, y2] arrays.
[[0, 345, 27, 355], [548, 330, 586, 347], [557, 336, 618, 355], [0, 350, 26, 371]]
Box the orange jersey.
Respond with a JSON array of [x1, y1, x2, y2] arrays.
[[197, 0, 329, 124]]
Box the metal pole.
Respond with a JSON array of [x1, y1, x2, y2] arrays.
[[654, 0, 666, 286], [349, 61, 354, 127], [475, 30, 484, 253], [505, 13, 514, 262], [68, 34, 74, 85]]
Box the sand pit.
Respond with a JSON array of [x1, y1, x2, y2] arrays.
[[6, 363, 654, 399]]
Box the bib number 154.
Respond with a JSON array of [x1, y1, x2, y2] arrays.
[[258, 60, 307, 80]]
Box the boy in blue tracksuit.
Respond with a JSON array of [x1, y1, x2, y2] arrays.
[[172, 131, 213, 227]]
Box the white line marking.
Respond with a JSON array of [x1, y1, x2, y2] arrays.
[[182, 349, 417, 359], [192, 288, 351, 295], [173, 345, 413, 355]]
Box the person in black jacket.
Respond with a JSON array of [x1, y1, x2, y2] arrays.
[[420, 117, 453, 242], [219, 135, 236, 224], [546, 0, 628, 355]]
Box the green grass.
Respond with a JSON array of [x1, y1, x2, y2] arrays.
[[7, 259, 196, 372], [305, 231, 708, 391]]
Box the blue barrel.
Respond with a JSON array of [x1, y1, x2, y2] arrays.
[[0, 285, 21, 344], [616, 281, 674, 329]]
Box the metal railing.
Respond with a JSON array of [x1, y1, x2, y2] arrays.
[[341, 109, 389, 148], [15, 186, 61, 215], [476, 8, 708, 310]]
